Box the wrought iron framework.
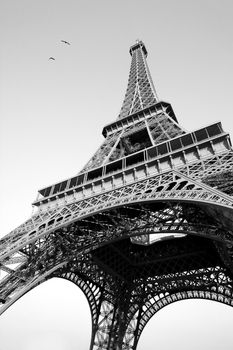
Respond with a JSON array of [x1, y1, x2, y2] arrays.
[[1, 40, 233, 349]]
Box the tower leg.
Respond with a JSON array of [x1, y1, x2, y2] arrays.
[[90, 287, 135, 350]]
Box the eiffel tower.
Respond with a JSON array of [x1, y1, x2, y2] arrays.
[[1, 40, 233, 349]]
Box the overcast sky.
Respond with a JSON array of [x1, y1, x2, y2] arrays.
[[1, 1, 233, 349]]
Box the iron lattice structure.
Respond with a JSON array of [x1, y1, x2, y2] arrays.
[[1, 40, 233, 349]]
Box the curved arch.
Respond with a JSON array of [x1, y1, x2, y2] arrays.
[[65, 200, 233, 252], [2, 170, 233, 261], [0, 262, 66, 316], [56, 271, 101, 328], [133, 287, 233, 348], [2, 200, 232, 318], [1, 199, 233, 346], [0, 265, 100, 326], [0, 277, 92, 350], [53, 196, 233, 240]]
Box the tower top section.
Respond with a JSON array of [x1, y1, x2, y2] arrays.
[[129, 40, 148, 57], [118, 40, 158, 120]]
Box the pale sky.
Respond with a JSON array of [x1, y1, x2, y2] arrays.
[[1, 1, 233, 349]]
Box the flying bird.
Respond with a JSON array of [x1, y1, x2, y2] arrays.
[[61, 40, 71, 45], [49, 57, 55, 60]]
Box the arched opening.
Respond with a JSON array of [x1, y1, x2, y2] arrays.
[[0, 278, 91, 350], [137, 299, 233, 350]]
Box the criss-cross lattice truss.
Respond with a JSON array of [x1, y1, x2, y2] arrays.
[[1, 40, 233, 350], [118, 40, 158, 120]]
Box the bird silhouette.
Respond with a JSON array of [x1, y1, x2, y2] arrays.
[[49, 57, 55, 60], [61, 40, 71, 45]]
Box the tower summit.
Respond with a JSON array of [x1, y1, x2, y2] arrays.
[[1, 41, 233, 350], [129, 40, 148, 56], [118, 40, 158, 119]]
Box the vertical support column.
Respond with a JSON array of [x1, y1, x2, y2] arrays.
[[90, 298, 126, 350], [90, 299, 114, 349], [90, 286, 135, 350], [123, 309, 142, 350], [122, 285, 146, 350]]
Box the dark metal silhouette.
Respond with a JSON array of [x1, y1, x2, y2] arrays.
[[1, 40, 233, 350]]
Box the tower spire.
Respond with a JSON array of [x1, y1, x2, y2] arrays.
[[118, 40, 158, 119]]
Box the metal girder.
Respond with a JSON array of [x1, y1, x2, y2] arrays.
[[53, 240, 233, 350], [1, 200, 233, 317], [2, 167, 233, 263], [1, 40, 233, 350]]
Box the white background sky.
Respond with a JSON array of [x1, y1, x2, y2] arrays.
[[1, 1, 233, 349]]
